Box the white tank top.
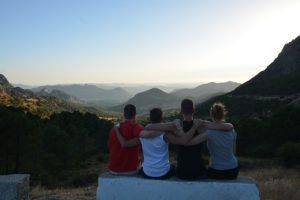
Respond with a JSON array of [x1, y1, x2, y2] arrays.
[[140, 133, 170, 177]]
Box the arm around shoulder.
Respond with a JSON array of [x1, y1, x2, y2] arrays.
[[201, 120, 234, 131], [115, 128, 140, 148], [185, 132, 208, 146]]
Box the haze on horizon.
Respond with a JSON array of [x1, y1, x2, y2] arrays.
[[0, 0, 299, 85]]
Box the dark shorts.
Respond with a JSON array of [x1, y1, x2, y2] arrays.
[[139, 165, 175, 180], [208, 167, 239, 180], [176, 168, 208, 180]]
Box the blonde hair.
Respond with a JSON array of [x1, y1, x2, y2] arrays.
[[210, 102, 227, 121]]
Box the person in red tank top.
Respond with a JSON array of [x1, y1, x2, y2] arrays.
[[108, 104, 144, 174]]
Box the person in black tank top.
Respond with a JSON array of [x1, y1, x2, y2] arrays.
[[176, 120, 206, 180], [175, 99, 207, 180]]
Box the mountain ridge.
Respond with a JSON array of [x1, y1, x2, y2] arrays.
[[171, 81, 240, 103], [0, 74, 106, 117], [31, 84, 131, 106], [230, 36, 300, 96], [111, 88, 180, 114], [195, 35, 300, 117]]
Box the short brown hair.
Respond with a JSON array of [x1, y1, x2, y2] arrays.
[[124, 104, 136, 119], [210, 102, 227, 121], [150, 108, 163, 123], [181, 99, 194, 115]]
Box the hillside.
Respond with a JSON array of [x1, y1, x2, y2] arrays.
[[31, 84, 131, 107], [0, 74, 107, 117], [111, 88, 181, 114], [196, 36, 300, 117], [171, 81, 240, 103], [231, 36, 300, 96], [192, 36, 300, 162], [36, 89, 83, 104]]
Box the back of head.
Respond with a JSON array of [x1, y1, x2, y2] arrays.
[[181, 99, 195, 116], [210, 102, 227, 121], [124, 104, 136, 120], [150, 108, 163, 123]]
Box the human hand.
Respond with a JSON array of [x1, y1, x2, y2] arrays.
[[114, 123, 120, 129], [193, 119, 204, 128], [173, 119, 182, 130]]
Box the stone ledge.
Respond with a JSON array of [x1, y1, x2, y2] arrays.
[[0, 174, 30, 200], [97, 172, 260, 200]]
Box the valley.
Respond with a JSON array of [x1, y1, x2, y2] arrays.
[[0, 36, 299, 200]]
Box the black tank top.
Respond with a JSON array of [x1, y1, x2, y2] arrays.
[[176, 120, 206, 179]]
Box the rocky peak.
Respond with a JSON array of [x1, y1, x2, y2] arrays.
[[0, 74, 10, 86]]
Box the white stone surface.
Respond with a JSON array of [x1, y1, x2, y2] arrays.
[[0, 174, 30, 200], [97, 173, 260, 200]]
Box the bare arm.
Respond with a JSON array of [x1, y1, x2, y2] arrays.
[[140, 130, 162, 138], [145, 122, 176, 132], [185, 132, 208, 146], [115, 128, 140, 148], [164, 121, 200, 145], [200, 120, 234, 131]]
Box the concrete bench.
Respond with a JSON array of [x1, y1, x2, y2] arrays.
[[97, 172, 260, 200], [0, 174, 30, 200]]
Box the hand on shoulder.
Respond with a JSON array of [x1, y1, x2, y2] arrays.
[[172, 119, 182, 130], [114, 123, 120, 129]]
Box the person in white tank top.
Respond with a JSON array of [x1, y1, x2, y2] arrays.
[[139, 108, 200, 179]]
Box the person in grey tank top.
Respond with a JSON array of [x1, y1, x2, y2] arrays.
[[186, 102, 239, 179]]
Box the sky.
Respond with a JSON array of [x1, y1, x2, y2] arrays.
[[0, 0, 300, 85]]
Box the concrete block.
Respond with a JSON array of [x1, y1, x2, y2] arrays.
[[0, 174, 30, 200], [97, 172, 260, 200]]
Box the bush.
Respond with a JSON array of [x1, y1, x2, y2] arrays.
[[277, 142, 300, 167]]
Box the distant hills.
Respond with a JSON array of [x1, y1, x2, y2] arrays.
[[171, 81, 240, 103], [196, 35, 300, 117], [36, 89, 83, 104], [28, 81, 239, 110], [31, 84, 131, 107], [111, 81, 240, 114], [94, 83, 202, 94], [0, 75, 109, 117], [111, 88, 181, 114]]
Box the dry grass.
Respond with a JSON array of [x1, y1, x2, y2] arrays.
[[31, 185, 97, 200], [241, 168, 300, 200], [31, 164, 300, 200]]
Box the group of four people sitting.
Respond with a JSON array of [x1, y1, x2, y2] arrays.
[[108, 99, 238, 180]]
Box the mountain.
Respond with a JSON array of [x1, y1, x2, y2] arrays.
[[231, 37, 300, 96], [111, 88, 181, 114], [171, 81, 240, 103], [191, 36, 300, 161], [36, 89, 83, 104], [12, 84, 35, 89], [31, 84, 131, 106], [94, 83, 201, 95], [0, 74, 11, 87], [0, 74, 106, 117], [195, 36, 300, 117]]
